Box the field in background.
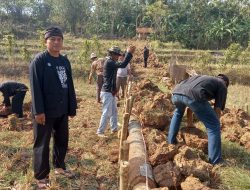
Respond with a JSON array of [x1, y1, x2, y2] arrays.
[[0, 37, 250, 189]]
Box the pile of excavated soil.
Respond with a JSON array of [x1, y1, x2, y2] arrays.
[[132, 79, 174, 131], [131, 79, 250, 189], [0, 102, 33, 131], [142, 126, 215, 189], [221, 108, 250, 151]]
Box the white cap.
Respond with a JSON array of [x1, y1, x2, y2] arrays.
[[90, 53, 97, 59]]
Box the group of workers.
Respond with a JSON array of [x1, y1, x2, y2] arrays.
[[0, 26, 229, 189]]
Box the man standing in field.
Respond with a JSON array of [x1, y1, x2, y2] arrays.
[[116, 52, 131, 99], [143, 46, 149, 68], [88, 53, 105, 103], [97, 45, 136, 137], [0, 81, 28, 118], [29, 26, 77, 189], [167, 74, 229, 165]]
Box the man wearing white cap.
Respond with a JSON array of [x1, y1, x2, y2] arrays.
[[88, 53, 105, 103]]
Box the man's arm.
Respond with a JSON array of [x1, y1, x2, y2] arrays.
[[214, 107, 222, 119], [29, 56, 45, 116], [115, 45, 136, 68], [3, 94, 11, 107]]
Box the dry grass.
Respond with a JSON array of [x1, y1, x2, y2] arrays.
[[0, 38, 250, 189]]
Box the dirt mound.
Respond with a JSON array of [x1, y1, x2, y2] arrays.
[[0, 114, 32, 131], [221, 108, 250, 128], [180, 127, 208, 153], [240, 132, 250, 151], [136, 79, 161, 92], [142, 128, 166, 157], [181, 176, 213, 190], [220, 108, 250, 151], [149, 142, 179, 166], [174, 146, 213, 181], [140, 110, 171, 130], [153, 161, 182, 188], [133, 81, 174, 130]]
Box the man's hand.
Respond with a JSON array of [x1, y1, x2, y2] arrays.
[[127, 45, 136, 54], [112, 91, 117, 96], [214, 107, 222, 119], [35, 113, 46, 125]]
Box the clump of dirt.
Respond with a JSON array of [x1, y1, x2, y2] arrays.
[[180, 127, 208, 154], [140, 110, 171, 130], [174, 146, 213, 182], [181, 176, 213, 190], [240, 132, 250, 151], [149, 142, 179, 166], [221, 108, 250, 128], [220, 108, 250, 150], [133, 80, 174, 130], [142, 128, 168, 156], [153, 161, 182, 188], [135, 79, 161, 93]]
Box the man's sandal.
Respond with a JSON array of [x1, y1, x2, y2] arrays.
[[36, 178, 50, 190], [55, 168, 75, 178]]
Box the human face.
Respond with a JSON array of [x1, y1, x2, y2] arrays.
[[45, 36, 63, 57], [118, 55, 125, 61], [111, 53, 120, 61]]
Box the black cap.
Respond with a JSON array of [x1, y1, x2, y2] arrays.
[[218, 74, 229, 87], [44, 27, 63, 40]]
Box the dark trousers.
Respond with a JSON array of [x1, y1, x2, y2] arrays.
[[11, 91, 26, 118], [144, 57, 148, 68], [96, 75, 104, 102], [33, 114, 69, 180]]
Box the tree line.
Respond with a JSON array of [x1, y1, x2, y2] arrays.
[[0, 0, 249, 49]]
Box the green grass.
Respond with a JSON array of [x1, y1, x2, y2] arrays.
[[219, 167, 250, 190]]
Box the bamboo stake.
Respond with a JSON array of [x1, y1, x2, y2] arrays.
[[122, 140, 129, 161], [119, 113, 130, 161], [120, 161, 129, 190]]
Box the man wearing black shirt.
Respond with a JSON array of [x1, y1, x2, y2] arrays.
[[168, 74, 229, 165], [29, 27, 77, 189], [97, 45, 135, 137], [0, 81, 28, 118], [143, 46, 149, 68]]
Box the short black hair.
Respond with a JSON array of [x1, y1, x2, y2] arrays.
[[218, 74, 229, 87]]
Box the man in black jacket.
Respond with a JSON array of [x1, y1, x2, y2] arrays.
[[143, 46, 149, 68], [29, 26, 77, 189], [0, 81, 28, 118], [97, 46, 136, 137], [168, 74, 229, 165]]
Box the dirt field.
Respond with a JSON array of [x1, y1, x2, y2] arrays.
[[0, 41, 250, 189]]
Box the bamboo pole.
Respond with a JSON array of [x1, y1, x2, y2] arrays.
[[120, 161, 129, 190], [122, 140, 129, 161], [119, 113, 130, 161]]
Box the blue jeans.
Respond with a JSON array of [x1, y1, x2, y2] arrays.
[[168, 94, 222, 164], [97, 92, 118, 134]]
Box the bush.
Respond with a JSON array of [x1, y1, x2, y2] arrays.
[[224, 43, 243, 65]]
